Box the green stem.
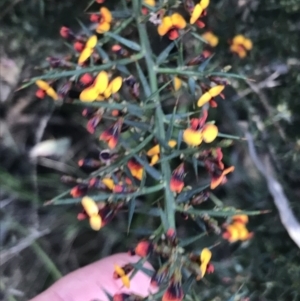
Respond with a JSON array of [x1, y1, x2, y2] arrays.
[[27, 52, 144, 82], [133, 1, 176, 230]]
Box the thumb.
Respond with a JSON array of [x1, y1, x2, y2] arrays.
[[30, 253, 157, 301]]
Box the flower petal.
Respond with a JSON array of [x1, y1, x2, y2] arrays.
[[202, 124, 218, 143], [89, 215, 102, 230], [200, 248, 212, 265], [243, 38, 253, 50], [78, 48, 93, 65], [94, 71, 109, 94], [96, 21, 111, 34], [147, 144, 160, 156], [190, 4, 203, 24], [232, 34, 245, 45], [173, 76, 182, 91], [110, 76, 123, 94], [80, 86, 99, 102], [35, 80, 51, 91], [197, 91, 212, 107], [81, 196, 98, 216], [183, 128, 203, 146], [150, 154, 159, 166], [168, 140, 177, 148], [157, 16, 173, 36], [171, 13, 186, 29], [102, 178, 115, 190], [100, 7, 112, 23], [200, 0, 210, 9], [209, 85, 225, 97], [86, 35, 98, 49]]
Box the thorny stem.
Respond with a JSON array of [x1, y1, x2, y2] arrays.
[[133, 0, 176, 230]]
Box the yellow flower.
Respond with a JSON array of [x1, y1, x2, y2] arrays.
[[157, 13, 186, 40], [223, 217, 253, 243], [197, 85, 225, 107], [96, 7, 112, 34], [147, 140, 177, 165], [81, 196, 102, 231], [35, 80, 59, 100], [200, 248, 212, 277], [78, 35, 98, 65], [173, 76, 182, 91], [202, 31, 219, 47], [79, 71, 122, 102], [114, 265, 130, 288], [230, 34, 253, 58], [183, 128, 203, 147], [190, 0, 210, 24]]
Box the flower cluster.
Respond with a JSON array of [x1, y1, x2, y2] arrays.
[[31, 1, 258, 300]]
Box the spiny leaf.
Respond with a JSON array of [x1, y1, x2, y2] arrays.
[[104, 32, 141, 51]]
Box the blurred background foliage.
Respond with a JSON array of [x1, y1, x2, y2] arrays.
[[1, 0, 300, 301]]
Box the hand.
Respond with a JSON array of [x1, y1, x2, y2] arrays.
[[30, 253, 157, 301]]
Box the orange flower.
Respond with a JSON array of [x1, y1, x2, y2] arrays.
[[35, 80, 59, 100], [113, 265, 130, 288], [78, 35, 98, 65], [146, 140, 177, 165], [190, 0, 210, 27], [230, 34, 253, 58], [183, 110, 218, 146], [96, 7, 112, 33], [157, 13, 186, 40], [170, 163, 185, 193], [127, 159, 144, 181], [99, 119, 123, 149], [197, 85, 225, 107], [79, 71, 122, 102]]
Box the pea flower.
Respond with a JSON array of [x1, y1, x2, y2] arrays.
[[199, 248, 214, 279], [197, 85, 225, 107], [89, 7, 112, 33], [99, 118, 123, 149], [127, 159, 144, 181], [223, 214, 253, 242], [35, 80, 59, 100], [157, 13, 186, 40], [202, 31, 219, 47], [183, 110, 218, 147], [70, 184, 88, 198], [147, 140, 177, 165], [190, 0, 210, 27], [230, 34, 253, 58], [79, 70, 122, 102], [170, 163, 185, 193], [80, 196, 102, 231], [78, 35, 98, 65], [113, 264, 131, 288]]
